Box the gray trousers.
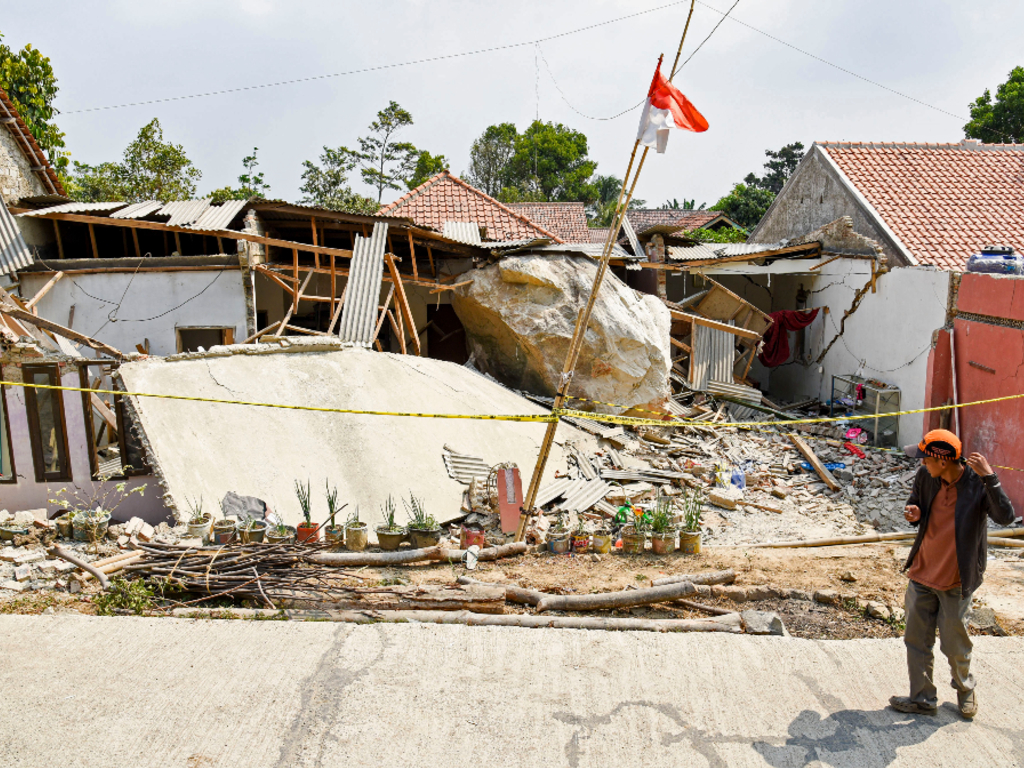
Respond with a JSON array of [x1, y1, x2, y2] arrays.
[[904, 580, 975, 707]]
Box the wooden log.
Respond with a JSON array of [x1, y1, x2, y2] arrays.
[[535, 580, 698, 613], [283, 609, 743, 633], [789, 434, 840, 491], [78, 553, 144, 582], [435, 541, 527, 562], [49, 546, 110, 590], [25, 271, 64, 311], [279, 584, 506, 614], [309, 541, 527, 567], [457, 575, 545, 606], [86, 550, 141, 569], [670, 598, 737, 616], [989, 537, 1024, 548], [651, 569, 736, 587]]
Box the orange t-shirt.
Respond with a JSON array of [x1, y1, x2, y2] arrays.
[[909, 473, 961, 591]]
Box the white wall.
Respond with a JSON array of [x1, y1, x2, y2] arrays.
[[21, 269, 248, 357]]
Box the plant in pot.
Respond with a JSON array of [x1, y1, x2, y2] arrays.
[[49, 473, 146, 547], [267, 516, 295, 545], [548, 513, 570, 554], [679, 488, 703, 555], [591, 523, 613, 554], [323, 482, 347, 549], [376, 495, 406, 551], [649, 495, 676, 555], [55, 509, 75, 539], [344, 507, 369, 551], [571, 519, 590, 554], [621, 505, 650, 555], [185, 496, 213, 544], [404, 493, 441, 549], [213, 511, 237, 544], [295, 479, 319, 543], [238, 515, 268, 544]]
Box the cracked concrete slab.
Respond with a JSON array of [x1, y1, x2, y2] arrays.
[[118, 344, 595, 528], [0, 614, 1021, 767]]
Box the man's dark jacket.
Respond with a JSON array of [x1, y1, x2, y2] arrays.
[[903, 465, 1017, 597]]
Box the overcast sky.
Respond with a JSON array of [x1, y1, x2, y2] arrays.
[[6, 1, 1023, 209]]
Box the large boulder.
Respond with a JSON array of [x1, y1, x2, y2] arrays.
[[452, 254, 672, 412]]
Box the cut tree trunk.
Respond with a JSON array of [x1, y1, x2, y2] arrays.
[[309, 541, 527, 568], [277, 583, 506, 614], [535, 580, 697, 613], [457, 576, 545, 606], [651, 569, 737, 587]]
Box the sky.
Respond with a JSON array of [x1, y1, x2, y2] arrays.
[[5, 0, 1023, 209]]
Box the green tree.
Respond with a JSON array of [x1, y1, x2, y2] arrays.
[[465, 122, 518, 197], [67, 161, 122, 202], [0, 31, 68, 179], [964, 66, 1024, 144], [586, 174, 645, 227], [661, 198, 704, 210], [406, 150, 449, 190], [692, 226, 747, 244], [349, 101, 419, 203], [113, 118, 201, 202], [504, 120, 597, 203], [299, 145, 378, 214], [712, 183, 775, 229], [744, 142, 805, 195], [210, 147, 271, 202]]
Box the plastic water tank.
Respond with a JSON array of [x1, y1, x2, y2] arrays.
[[966, 245, 1023, 275]]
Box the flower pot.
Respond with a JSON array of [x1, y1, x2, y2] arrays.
[[0, 525, 28, 542], [407, 527, 442, 550], [679, 530, 702, 555], [296, 522, 320, 544], [460, 525, 486, 550], [324, 525, 345, 549], [571, 533, 590, 554], [591, 530, 613, 554], [73, 512, 111, 543], [548, 531, 570, 554], [621, 526, 647, 555], [186, 514, 213, 544], [56, 515, 74, 539], [238, 519, 268, 544], [267, 526, 295, 545], [213, 520, 236, 545], [651, 531, 676, 555], [345, 523, 369, 551], [376, 527, 406, 551]]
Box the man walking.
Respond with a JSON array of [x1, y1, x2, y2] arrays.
[[889, 430, 1017, 719]]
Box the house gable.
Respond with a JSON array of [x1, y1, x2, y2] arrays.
[[0, 88, 64, 203]]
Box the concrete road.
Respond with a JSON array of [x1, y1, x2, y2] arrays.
[[1, 614, 1022, 768]]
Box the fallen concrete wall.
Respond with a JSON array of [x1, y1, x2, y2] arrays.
[[118, 339, 594, 529]]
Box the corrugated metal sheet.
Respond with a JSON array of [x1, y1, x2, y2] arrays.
[[110, 201, 163, 219], [667, 243, 724, 261], [158, 199, 211, 227], [443, 221, 482, 245], [620, 214, 644, 258], [601, 468, 685, 483], [707, 380, 761, 404], [20, 201, 125, 217], [688, 324, 735, 391], [188, 199, 249, 232], [556, 479, 612, 514], [535, 477, 574, 508], [338, 222, 387, 346], [442, 451, 490, 484], [718, 241, 788, 256], [534, 242, 636, 261], [0, 200, 33, 277]]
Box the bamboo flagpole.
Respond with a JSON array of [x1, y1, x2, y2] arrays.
[[515, 2, 699, 541]]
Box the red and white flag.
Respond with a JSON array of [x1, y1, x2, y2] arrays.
[[636, 60, 708, 153]]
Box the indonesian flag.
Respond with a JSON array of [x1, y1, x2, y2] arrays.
[[636, 60, 708, 153]]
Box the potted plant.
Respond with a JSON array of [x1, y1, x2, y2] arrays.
[[323, 482, 347, 549], [679, 488, 703, 555], [344, 508, 369, 551], [548, 513, 570, 554], [571, 519, 590, 554], [49, 473, 146, 545], [649, 495, 676, 555], [55, 510, 75, 539], [213, 513, 237, 544], [620, 505, 649, 555], [73, 507, 113, 543], [404, 493, 441, 549], [591, 525, 613, 554], [185, 496, 212, 543], [295, 479, 319, 543], [376, 495, 406, 551], [0, 521, 29, 542], [238, 516, 268, 544], [267, 518, 295, 545]]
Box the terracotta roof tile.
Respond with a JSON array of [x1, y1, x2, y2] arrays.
[[624, 208, 729, 233], [505, 202, 590, 243], [820, 140, 1024, 270], [379, 171, 563, 243]]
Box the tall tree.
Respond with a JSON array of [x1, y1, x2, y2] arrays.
[[406, 150, 449, 190], [0, 31, 68, 179], [350, 101, 419, 203], [712, 183, 774, 229], [587, 174, 645, 227], [745, 142, 805, 195], [67, 161, 121, 202], [505, 120, 597, 203], [465, 122, 517, 197], [299, 145, 378, 214], [210, 147, 271, 202], [660, 198, 704, 210], [964, 66, 1024, 144]]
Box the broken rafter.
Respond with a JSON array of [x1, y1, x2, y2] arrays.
[[24, 271, 64, 312], [0, 297, 123, 359], [385, 252, 421, 356]]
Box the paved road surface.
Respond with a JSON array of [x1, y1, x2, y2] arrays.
[[1, 614, 1022, 767]]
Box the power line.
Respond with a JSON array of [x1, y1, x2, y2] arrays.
[[62, 1, 695, 115], [675, 0, 740, 74]]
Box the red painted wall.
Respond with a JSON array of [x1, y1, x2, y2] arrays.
[[957, 273, 1024, 322], [923, 329, 952, 433]]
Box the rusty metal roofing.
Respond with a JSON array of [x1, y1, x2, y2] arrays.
[[110, 201, 163, 219], [338, 222, 387, 347], [0, 199, 33, 278], [158, 199, 211, 227], [187, 199, 249, 232], [442, 221, 482, 245], [20, 201, 126, 217]]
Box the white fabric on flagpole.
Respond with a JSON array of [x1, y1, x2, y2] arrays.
[[636, 98, 676, 153]]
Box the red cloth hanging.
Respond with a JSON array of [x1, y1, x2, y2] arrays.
[[758, 309, 820, 367]]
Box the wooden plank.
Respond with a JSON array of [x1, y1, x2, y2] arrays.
[[808, 253, 844, 271], [789, 434, 840, 491], [291, 249, 299, 311], [407, 230, 418, 280], [216, 236, 224, 253], [131, 228, 141, 258], [174, 231, 182, 255], [275, 269, 315, 336], [426, 244, 435, 277], [670, 336, 691, 353], [428, 280, 474, 294], [53, 220, 64, 259], [0, 303, 123, 359], [329, 252, 337, 322], [384, 252, 421, 356], [387, 309, 405, 354], [90, 393, 118, 431], [25, 271, 64, 312], [223, 328, 234, 345], [327, 285, 347, 335], [666, 311, 762, 341], [88, 224, 99, 258], [372, 285, 395, 343], [253, 264, 296, 295]]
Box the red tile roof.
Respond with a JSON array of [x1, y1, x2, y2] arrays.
[[624, 208, 730, 234], [379, 171, 563, 243], [820, 140, 1024, 271], [588, 227, 611, 244], [505, 202, 589, 243]]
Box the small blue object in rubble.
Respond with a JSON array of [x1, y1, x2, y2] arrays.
[[800, 462, 846, 471]]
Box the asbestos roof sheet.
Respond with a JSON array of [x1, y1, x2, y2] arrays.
[[110, 201, 163, 219], [20, 201, 126, 217], [187, 199, 249, 232], [338, 222, 387, 347], [718, 242, 789, 256], [0, 200, 33, 277], [534, 242, 638, 261], [442, 450, 490, 484], [158, 199, 211, 227], [443, 221, 483, 245], [667, 243, 724, 261]]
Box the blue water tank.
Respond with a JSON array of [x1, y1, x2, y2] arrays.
[[966, 245, 1022, 275]]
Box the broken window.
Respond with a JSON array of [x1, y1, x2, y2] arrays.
[[78, 364, 150, 479], [176, 327, 235, 353], [23, 364, 72, 482], [1, 384, 15, 483]]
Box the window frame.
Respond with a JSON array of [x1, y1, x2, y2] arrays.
[[175, 326, 235, 353], [0, 381, 16, 484], [22, 363, 72, 483]]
